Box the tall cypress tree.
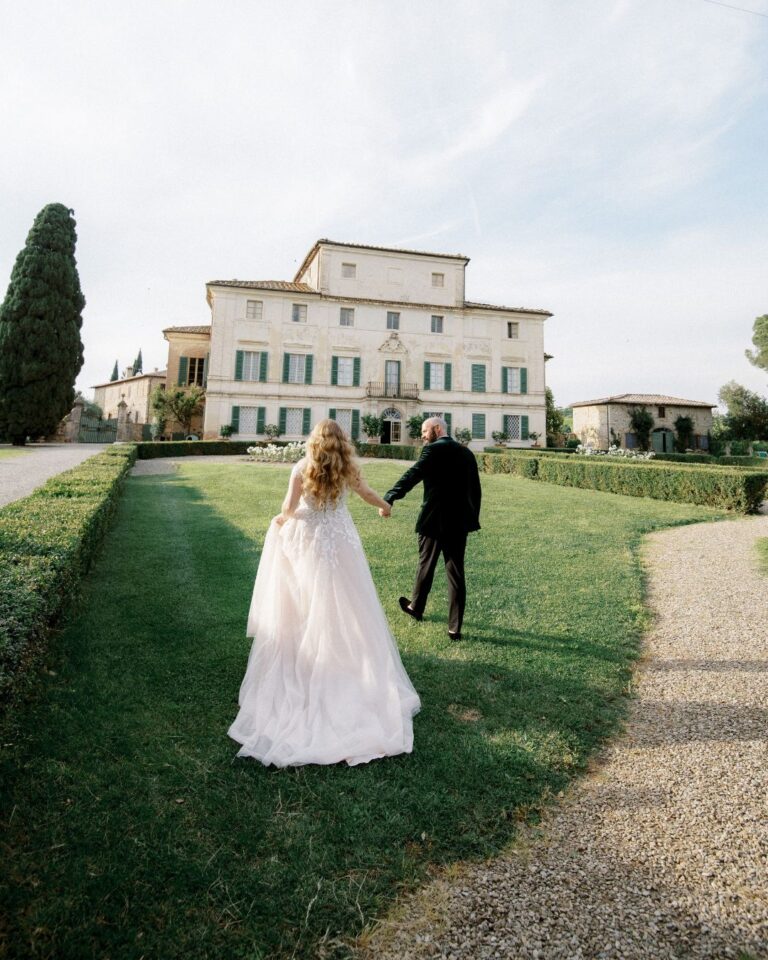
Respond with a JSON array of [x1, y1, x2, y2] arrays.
[[110, 360, 119, 381], [0, 204, 85, 445], [133, 348, 143, 375]]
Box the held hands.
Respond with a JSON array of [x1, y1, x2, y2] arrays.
[[378, 503, 392, 518]]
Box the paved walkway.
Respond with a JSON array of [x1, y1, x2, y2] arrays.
[[0, 443, 106, 508], [359, 514, 768, 960]]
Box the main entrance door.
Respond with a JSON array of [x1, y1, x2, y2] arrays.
[[652, 428, 675, 453], [380, 407, 402, 444]]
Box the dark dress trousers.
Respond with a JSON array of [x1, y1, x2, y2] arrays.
[[384, 436, 481, 634]]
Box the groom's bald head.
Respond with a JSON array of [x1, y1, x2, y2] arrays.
[[421, 417, 447, 443]]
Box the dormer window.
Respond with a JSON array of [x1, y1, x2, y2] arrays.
[[431, 272, 444, 287], [341, 262, 356, 279]]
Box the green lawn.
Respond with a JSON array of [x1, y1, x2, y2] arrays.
[[0, 448, 27, 460], [0, 462, 724, 959]]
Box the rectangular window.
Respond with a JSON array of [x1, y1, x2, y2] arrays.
[[507, 321, 519, 339], [291, 303, 307, 323], [188, 357, 205, 386], [334, 409, 353, 434], [339, 307, 354, 327], [337, 356, 354, 386], [471, 364, 486, 393], [240, 351, 262, 381], [429, 362, 445, 390], [658, 406, 666, 418], [472, 413, 486, 439], [238, 406, 261, 433], [246, 299, 263, 319], [503, 367, 521, 393], [287, 354, 306, 383], [431, 272, 444, 287], [285, 408, 304, 434], [341, 262, 356, 279], [431, 315, 444, 334], [386, 311, 400, 330], [504, 414, 521, 441]]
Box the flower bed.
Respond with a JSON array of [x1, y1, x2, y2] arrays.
[[247, 442, 306, 463], [0, 445, 137, 718]]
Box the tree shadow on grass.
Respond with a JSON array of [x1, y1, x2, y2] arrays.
[[0, 471, 649, 960]]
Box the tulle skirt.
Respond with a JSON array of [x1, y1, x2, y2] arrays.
[[228, 503, 421, 767]]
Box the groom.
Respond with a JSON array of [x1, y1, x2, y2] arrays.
[[381, 416, 481, 641]]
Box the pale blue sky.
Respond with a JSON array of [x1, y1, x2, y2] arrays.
[[1, 0, 767, 407]]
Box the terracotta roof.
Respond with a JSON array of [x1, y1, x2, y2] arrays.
[[91, 370, 167, 389], [207, 280, 315, 293], [571, 394, 715, 409], [162, 324, 212, 335], [294, 238, 470, 281], [465, 300, 552, 317]]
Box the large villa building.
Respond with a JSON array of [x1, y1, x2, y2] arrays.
[[165, 239, 552, 448]]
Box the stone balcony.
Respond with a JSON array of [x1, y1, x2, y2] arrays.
[[365, 381, 420, 400]]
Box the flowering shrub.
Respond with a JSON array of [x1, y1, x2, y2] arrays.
[[576, 444, 655, 461], [247, 442, 306, 463]]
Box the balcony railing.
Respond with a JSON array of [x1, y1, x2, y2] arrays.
[[366, 381, 420, 400]]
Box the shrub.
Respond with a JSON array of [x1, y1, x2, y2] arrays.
[[454, 427, 472, 445], [135, 440, 256, 459], [356, 443, 420, 460], [247, 442, 305, 463], [0, 444, 136, 717]]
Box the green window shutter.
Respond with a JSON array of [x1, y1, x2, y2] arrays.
[[444, 412, 452, 436], [257, 407, 265, 433], [329, 408, 337, 420], [472, 413, 485, 439], [259, 352, 268, 382], [353, 356, 361, 387], [231, 405, 240, 433], [444, 363, 452, 391], [177, 356, 188, 386], [302, 408, 311, 435], [520, 368, 528, 394], [501, 366, 508, 394], [423, 362, 431, 390], [351, 409, 360, 440], [234, 350, 244, 381], [203, 352, 209, 388], [522, 415, 530, 440], [282, 354, 290, 383], [305, 355, 313, 385], [278, 407, 287, 434], [471, 364, 486, 392], [331, 356, 339, 386]]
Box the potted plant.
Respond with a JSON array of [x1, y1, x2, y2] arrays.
[[264, 424, 281, 441], [220, 424, 233, 440], [529, 431, 541, 447], [491, 430, 509, 447], [361, 414, 383, 443], [454, 426, 472, 446]]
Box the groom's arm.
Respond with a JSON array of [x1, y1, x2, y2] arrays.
[[383, 446, 432, 504]]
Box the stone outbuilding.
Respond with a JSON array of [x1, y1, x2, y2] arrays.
[[571, 394, 715, 452], [91, 366, 167, 424]]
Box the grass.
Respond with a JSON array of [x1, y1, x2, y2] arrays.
[[756, 537, 768, 575], [0, 448, 28, 460], [0, 462, 725, 959]]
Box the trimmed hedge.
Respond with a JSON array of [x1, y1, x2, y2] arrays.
[[356, 443, 421, 460], [475, 451, 768, 513], [0, 445, 136, 715], [135, 440, 256, 459]]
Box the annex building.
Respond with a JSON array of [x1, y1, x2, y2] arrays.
[[177, 240, 552, 448]]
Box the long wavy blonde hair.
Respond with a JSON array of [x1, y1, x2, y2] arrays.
[[303, 419, 360, 507]]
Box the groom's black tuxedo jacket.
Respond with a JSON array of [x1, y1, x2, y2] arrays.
[[383, 436, 482, 539]]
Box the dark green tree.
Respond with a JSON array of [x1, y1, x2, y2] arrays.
[[628, 406, 654, 451], [718, 381, 768, 440], [673, 415, 694, 451], [110, 360, 119, 381], [745, 314, 768, 372], [0, 204, 85, 444], [545, 387, 565, 446], [133, 348, 143, 375]]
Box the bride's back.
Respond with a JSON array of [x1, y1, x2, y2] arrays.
[[301, 419, 360, 509]]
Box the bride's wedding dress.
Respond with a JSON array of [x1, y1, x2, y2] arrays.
[[228, 459, 421, 767]]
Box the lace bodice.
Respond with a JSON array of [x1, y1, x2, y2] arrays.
[[286, 460, 360, 567]]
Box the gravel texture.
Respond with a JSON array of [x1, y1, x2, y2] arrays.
[[0, 442, 106, 507], [358, 514, 768, 960]]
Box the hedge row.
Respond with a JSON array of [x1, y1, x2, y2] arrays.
[[476, 451, 768, 512], [0, 445, 137, 716], [355, 443, 420, 460]]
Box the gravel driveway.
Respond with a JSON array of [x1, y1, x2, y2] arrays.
[[359, 514, 768, 960], [0, 443, 106, 508]]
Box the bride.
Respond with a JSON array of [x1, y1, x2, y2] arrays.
[[228, 419, 421, 767]]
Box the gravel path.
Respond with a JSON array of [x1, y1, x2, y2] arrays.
[[359, 514, 768, 960], [0, 443, 106, 508]]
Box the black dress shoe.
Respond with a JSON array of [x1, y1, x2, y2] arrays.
[[398, 596, 422, 621], [448, 631, 462, 642]]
